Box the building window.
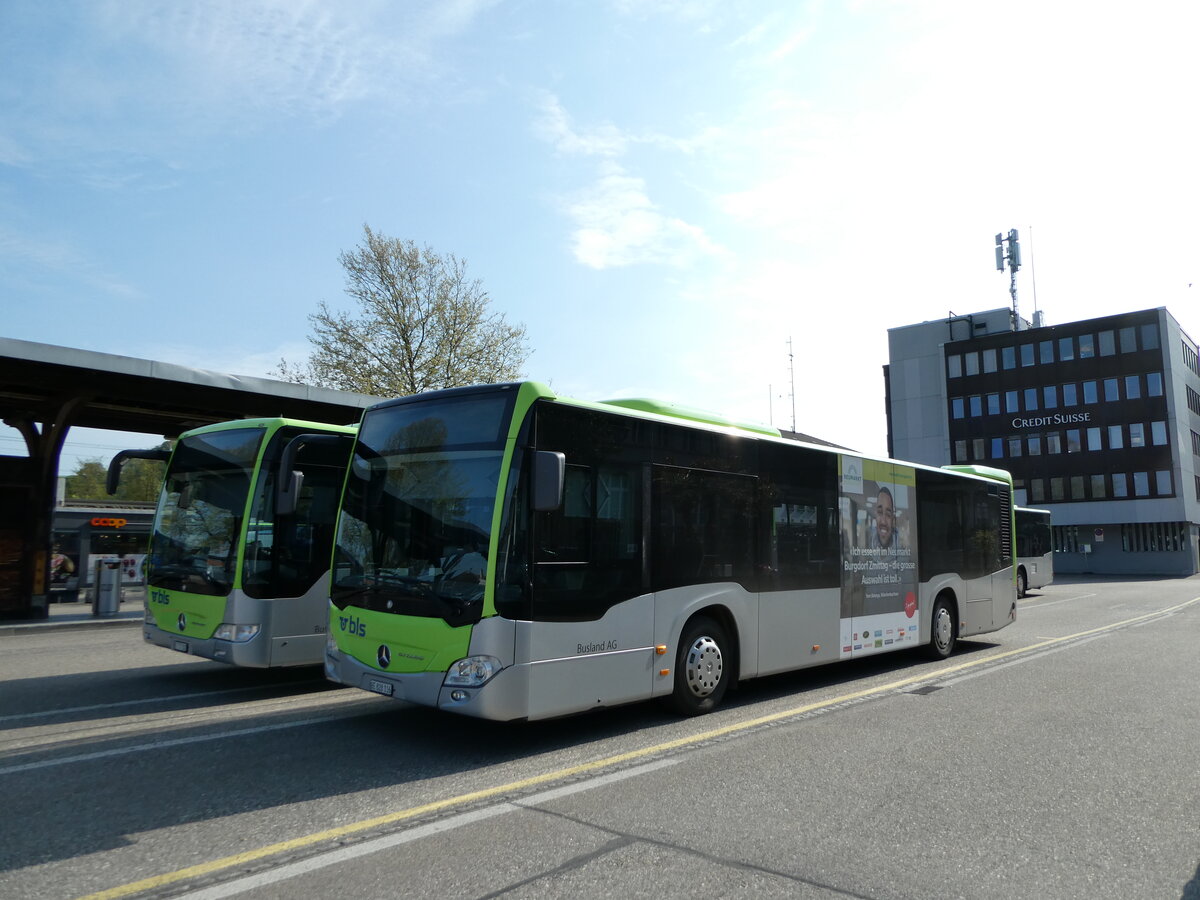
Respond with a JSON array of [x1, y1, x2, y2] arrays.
[[969, 395, 983, 417], [972, 438, 985, 459], [1002, 346, 1016, 369], [965, 352, 980, 376], [1183, 341, 1200, 377], [1156, 470, 1173, 496], [1099, 330, 1116, 356], [1091, 474, 1106, 499], [1125, 375, 1141, 400], [1050, 477, 1065, 501], [1066, 429, 1082, 453], [947, 354, 962, 378], [1078, 333, 1095, 358], [1133, 471, 1150, 497], [1043, 385, 1058, 409], [1007, 436, 1023, 458], [991, 437, 1004, 459], [1188, 386, 1200, 416], [1113, 473, 1129, 498], [1086, 427, 1102, 451], [1062, 383, 1078, 406], [1070, 475, 1085, 499], [1054, 525, 1078, 552], [1109, 425, 1124, 450], [1191, 430, 1200, 457], [987, 393, 1000, 415], [951, 397, 965, 419], [1058, 337, 1074, 361], [1020, 344, 1035, 366], [1151, 421, 1167, 445], [1027, 434, 1042, 456], [1039, 340, 1055, 364], [1047, 432, 1063, 454], [1119, 326, 1137, 353], [1030, 479, 1045, 503], [1129, 423, 1146, 448], [1141, 323, 1159, 350], [954, 440, 968, 462], [1147, 372, 1163, 397], [983, 348, 998, 373], [1024, 388, 1039, 411], [1195, 475, 1200, 501], [1103, 378, 1120, 402], [1083, 381, 1099, 404], [1005, 390, 1019, 413], [1123, 522, 1187, 552]]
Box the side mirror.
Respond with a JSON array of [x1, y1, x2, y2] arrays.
[[106, 448, 170, 495], [276, 433, 353, 517], [532, 451, 565, 512], [277, 470, 304, 517]]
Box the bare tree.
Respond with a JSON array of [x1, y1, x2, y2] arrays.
[[277, 225, 530, 396]]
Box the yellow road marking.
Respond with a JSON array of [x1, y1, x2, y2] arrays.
[[79, 596, 1200, 900]]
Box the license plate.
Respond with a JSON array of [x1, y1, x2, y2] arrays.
[[172, 640, 189, 653], [367, 679, 394, 697]]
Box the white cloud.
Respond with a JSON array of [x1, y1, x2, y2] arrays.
[[567, 162, 724, 269]]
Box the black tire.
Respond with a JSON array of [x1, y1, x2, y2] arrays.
[[924, 596, 957, 660], [1017, 568, 1028, 598], [668, 616, 730, 716]]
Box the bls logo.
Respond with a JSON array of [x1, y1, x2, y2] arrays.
[[150, 589, 171, 606], [338, 615, 367, 637]]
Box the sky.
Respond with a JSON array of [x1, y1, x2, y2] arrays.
[[2, 0, 1198, 472]]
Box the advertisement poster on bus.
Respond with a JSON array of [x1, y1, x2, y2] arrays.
[[838, 456, 920, 658]]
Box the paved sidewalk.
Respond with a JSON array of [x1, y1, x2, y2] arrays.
[[0, 591, 145, 636]]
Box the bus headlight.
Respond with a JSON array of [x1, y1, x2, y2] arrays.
[[444, 656, 501, 687], [212, 623, 261, 643]]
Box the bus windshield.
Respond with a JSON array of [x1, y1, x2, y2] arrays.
[[332, 391, 514, 626], [147, 427, 264, 596]]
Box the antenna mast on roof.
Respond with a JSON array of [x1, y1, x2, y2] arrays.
[[787, 337, 796, 433], [995, 229, 1022, 322]]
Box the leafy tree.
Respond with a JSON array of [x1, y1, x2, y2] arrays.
[[276, 225, 530, 396], [65, 449, 167, 503]]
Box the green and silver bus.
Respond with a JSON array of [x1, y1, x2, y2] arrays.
[[109, 417, 356, 667], [1014, 506, 1053, 597], [325, 382, 1016, 720]]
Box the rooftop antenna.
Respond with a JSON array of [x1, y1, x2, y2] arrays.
[[1028, 225, 1039, 323], [787, 337, 796, 433], [995, 229, 1022, 322]]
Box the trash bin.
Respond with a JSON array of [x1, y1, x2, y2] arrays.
[[93, 558, 123, 616]]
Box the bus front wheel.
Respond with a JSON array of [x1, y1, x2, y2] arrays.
[[925, 596, 957, 660], [669, 616, 729, 716], [1017, 568, 1028, 598]]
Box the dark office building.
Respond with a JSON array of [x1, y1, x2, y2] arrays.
[[886, 306, 1200, 575]]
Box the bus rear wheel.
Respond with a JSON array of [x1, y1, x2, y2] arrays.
[[1017, 568, 1028, 598], [669, 616, 729, 716], [925, 596, 957, 660]]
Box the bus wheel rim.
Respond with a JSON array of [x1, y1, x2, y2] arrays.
[[685, 636, 723, 697], [933, 607, 952, 651]]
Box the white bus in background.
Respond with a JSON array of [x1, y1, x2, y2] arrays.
[[1015, 506, 1053, 597]]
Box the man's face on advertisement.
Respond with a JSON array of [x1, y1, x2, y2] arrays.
[[876, 490, 895, 547]]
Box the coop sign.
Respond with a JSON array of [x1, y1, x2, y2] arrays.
[[91, 517, 128, 528]]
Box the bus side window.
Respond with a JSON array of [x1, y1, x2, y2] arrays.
[[532, 463, 642, 621]]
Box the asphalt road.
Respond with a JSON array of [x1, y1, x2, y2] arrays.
[[1, 576, 1198, 900]]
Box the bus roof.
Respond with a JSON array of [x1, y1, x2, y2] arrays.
[[177, 417, 359, 440]]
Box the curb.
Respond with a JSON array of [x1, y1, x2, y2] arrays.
[[0, 617, 143, 637]]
